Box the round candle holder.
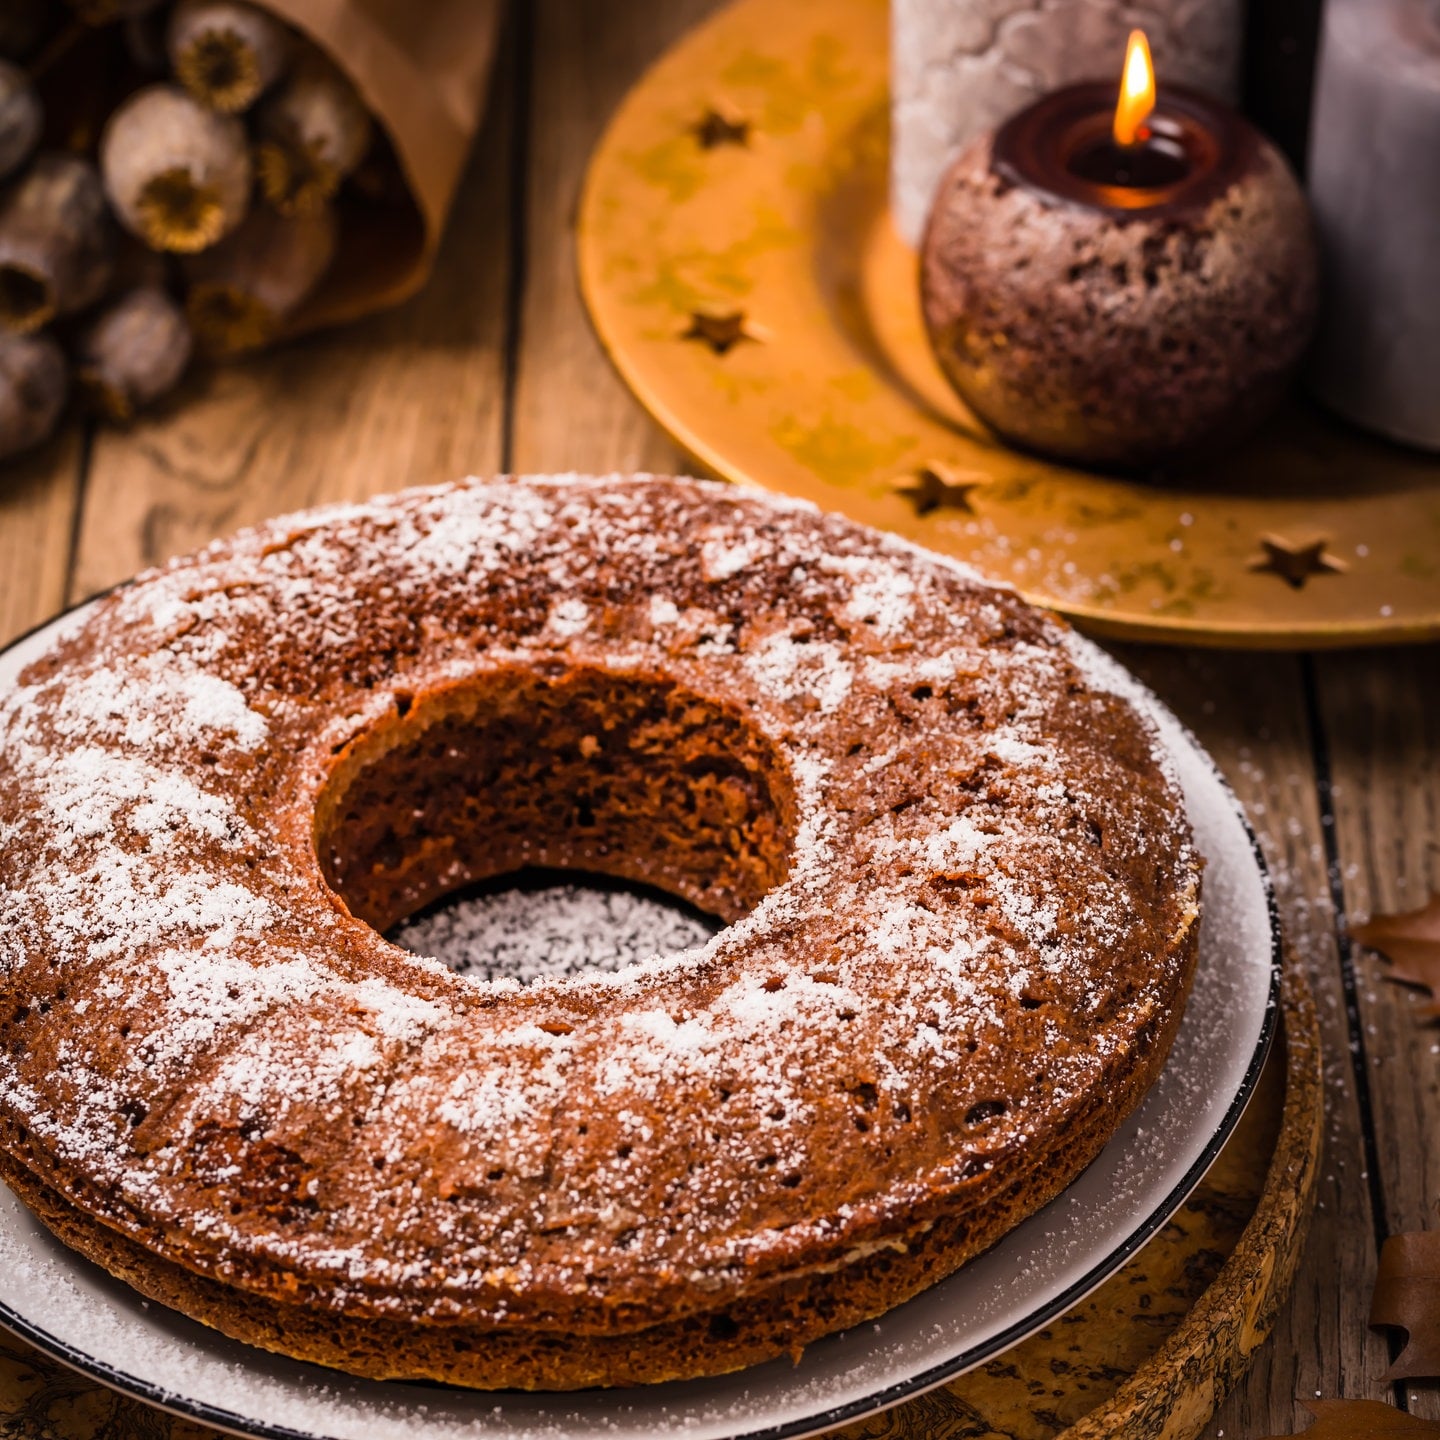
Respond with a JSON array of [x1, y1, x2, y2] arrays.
[[577, 0, 1440, 649], [919, 83, 1319, 473]]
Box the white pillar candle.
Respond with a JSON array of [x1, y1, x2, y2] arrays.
[[890, 0, 1243, 246], [1307, 0, 1440, 449]]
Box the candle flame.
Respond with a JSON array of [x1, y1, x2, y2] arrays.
[[1113, 29, 1156, 147]]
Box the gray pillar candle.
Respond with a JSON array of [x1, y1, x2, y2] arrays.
[[890, 0, 1243, 246], [1308, 0, 1440, 449]]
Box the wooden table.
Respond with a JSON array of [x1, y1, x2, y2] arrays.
[[1, 3, 1437, 1436]]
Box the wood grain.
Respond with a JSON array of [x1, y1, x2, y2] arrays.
[[1314, 647, 1440, 1424], [508, 0, 711, 475], [0, 430, 83, 650], [1114, 645, 1394, 1438]]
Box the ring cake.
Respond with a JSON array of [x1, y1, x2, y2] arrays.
[[0, 475, 1201, 1388]]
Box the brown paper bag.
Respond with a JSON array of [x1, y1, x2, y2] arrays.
[[256, 0, 504, 336]]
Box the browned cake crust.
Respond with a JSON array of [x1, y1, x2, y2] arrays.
[[0, 475, 1201, 1388]]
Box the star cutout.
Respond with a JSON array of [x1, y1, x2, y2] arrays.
[[1248, 534, 1346, 589], [896, 463, 991, 517], [681, 310, 756, 356], [693, 109, 751, 149]]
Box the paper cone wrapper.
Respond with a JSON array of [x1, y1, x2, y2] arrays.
[[258, 0, 503, 335]]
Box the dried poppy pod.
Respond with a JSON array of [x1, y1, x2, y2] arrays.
[[0, 154, 114, 334], [256, 50, 371, 215], [0, 60, 42, 181], [0, 330, 66, 460], [168, 0, 292, 114], [185, 203, 336, 353], [100, 85, 252, 253], [76, 286, 193, 422]]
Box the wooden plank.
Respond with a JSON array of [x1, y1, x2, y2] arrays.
[[1313, 646, 1440, 1422], [67, 45, 517, 604], [513, 0, 1399, 1429], [0, 430, 83, 649], [1110, 644, 1394, 1438], [508, 0, 717, 475]]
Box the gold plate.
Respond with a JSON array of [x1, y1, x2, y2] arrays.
[[577, 0, 1440, 647]]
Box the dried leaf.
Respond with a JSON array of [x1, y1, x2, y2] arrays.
[[1371, 1232, 1440, 1379], [1265, 1399, 1440, 1439], [1351, 893, 1440, 1013]]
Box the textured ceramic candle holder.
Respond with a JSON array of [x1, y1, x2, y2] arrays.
[[919, 83, 1319, 473]]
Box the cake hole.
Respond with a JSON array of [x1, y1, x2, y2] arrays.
[[315, 667, 796, 981], [390, 868, 719, 985]]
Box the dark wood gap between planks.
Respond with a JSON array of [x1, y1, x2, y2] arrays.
[[1301, 651, 1410, 1408], [61, 417, 95, 611], [500, 0, 534, 476]]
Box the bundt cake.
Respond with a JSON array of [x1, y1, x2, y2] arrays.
[[0, 474, 1200, 1388]]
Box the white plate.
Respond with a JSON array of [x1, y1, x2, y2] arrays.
[[0, 601, 1279, 1440]]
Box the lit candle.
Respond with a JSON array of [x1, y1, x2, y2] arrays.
[[919, 33, 1319, 473], [890, 0, 1244, 246]]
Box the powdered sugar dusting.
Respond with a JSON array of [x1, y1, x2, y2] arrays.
[[0, 473, 1201, 1347], [394, 882, 716, 986]]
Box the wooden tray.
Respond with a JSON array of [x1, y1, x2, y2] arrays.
[[0, 962, 1320, 1440], [577, 0, 1440, 647]]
